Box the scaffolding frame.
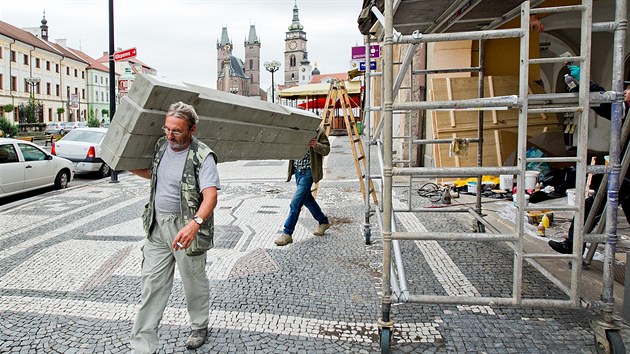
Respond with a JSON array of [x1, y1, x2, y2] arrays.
[[362, 0, 628, 352]]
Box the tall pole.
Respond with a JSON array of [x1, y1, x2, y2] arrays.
[[271, 72, 275, 103], [108, 0, 118, 183]]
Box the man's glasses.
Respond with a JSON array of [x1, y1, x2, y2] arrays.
[[162, 126, 183, 137]]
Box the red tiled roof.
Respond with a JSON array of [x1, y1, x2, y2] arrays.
[[0, 20, 62, 55], [0, 20, 88, 66], [67, 48, 109, 72]]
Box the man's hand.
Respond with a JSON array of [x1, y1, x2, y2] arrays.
[[309, 138, 318, 148], [172, 222, 200, 251]]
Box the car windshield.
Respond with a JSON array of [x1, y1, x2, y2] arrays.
[[62, 130, 105, 143]]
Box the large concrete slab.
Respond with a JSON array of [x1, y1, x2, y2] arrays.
[[101, 73, 322, 170]]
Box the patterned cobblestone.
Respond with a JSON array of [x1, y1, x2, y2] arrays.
[[0, 136, 625, 352]]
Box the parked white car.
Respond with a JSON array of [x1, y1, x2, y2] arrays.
[[45, 122, 64, 135], [0, 138, 74, 198], [52, 128, 111, 177]]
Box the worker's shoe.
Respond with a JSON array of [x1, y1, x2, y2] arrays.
[[185, 328, 207, 349], [275, 234, 293, 246], [548, 239, 572, 254], [313, 223, 331, 236]]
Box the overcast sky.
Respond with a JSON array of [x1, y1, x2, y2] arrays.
[[1, 0, 365, 90]]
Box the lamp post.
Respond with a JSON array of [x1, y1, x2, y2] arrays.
[[25, 77, 41, 123], [264, 60, 281, 103]]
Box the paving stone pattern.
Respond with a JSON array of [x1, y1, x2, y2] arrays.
[[0, 136, 608, 353]]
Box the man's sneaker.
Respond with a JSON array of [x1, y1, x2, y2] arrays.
[[314, 223, 331, 236], [185, 328, 207, 349], [275, 234, 293, 246]]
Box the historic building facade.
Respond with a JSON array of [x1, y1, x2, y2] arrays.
[[284, 2, 312, 87], [216, 25, 262, 99]]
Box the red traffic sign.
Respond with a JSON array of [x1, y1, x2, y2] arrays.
[[113, 47, 137, 62]]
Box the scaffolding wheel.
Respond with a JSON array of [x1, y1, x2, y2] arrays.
[[364, 227, 371, 245], [595, 330, 626, 354], [379, 327, 392, 354]]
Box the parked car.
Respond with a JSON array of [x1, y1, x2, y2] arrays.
[[52, 127, 111, 177], [45, 122, 65, 135], [61, 121, 86, 134], [0, 138, 74, 198]]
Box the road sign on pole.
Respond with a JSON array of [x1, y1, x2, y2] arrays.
[[113, 47, 137, 62]]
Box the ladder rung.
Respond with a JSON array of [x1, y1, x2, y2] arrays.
[[353, 138, 361, 143], [529, 56, 583, 65], [357, 156, 365, 161], [530, 5, 586, 15], [528, 106, 582, 114], [526, 156, 580, 163]]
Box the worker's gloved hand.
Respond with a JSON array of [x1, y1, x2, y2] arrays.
[[567, 65, 580, 81]]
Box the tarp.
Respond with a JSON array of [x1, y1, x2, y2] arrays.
[[279, 80, 361, 98], [297, 96, 360, 109]]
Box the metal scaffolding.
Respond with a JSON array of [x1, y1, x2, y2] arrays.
[[361, 0, 627, 352]]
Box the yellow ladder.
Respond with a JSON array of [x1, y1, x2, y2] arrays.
[[320, 80, 378, 205]]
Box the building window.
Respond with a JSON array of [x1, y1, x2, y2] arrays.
[[82, 89, 85, 99], [66, 86, 70, 98], [249, 59, 253, 70], [46, 82, 51, 95], [24, 79, 29, 93], [81, 71, 84, 79], [11, 76, 17, 91], [66, 67, 70, 75], [100, 77, 103, 84], [290, 55, 296, 68], [48, 108, 52, 122], [36, 83, 40, 94], [74, 87, 78, 95], [46, 61, 50, 70], [105, 78, 108, 85], [10, 50, 16, 62], [35, 58, 40, 68], [56, 84, 60, 96], [95, 76, 98, 83], [56, 64, 59, 73], [0, 74, 2, 90], [74, 69, 78, 77], [23, 54, 28, 65]]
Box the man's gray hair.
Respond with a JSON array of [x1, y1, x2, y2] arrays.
[[166, 101, 199, 127]]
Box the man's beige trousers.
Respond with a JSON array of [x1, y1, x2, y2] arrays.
[[130, 212, 209, 354]]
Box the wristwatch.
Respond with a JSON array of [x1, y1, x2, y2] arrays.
[[192, 215, 204, 225]]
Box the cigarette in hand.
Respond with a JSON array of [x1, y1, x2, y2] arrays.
[[176, 242, 184, 248]]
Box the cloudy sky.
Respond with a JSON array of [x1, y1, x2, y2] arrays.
[[1, 0, 365, 90]]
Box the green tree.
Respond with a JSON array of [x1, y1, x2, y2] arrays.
[[57, 108, 65, 121], [102, 109, 109, 117], [0, 117, 18, 137], [18, 100, 43, 123]]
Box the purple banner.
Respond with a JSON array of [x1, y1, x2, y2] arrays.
[[351, 45, 380, 60]]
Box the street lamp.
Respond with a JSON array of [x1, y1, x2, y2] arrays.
[[25, 77, 40, 100], [264, 60, 281, 103], [25, 77, 41, 122], [229, 87, 239, 94]]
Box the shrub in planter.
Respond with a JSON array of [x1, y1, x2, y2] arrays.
[[0, 117, 19, 137]]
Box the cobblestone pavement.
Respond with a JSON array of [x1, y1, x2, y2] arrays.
[[0, 136, 619, 353]]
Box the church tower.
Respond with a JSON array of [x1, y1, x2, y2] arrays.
[[40, 11, 49, 41], [216, 27, 233, 81], [284, 1, 307, 87], [244, 24, 261, 98]]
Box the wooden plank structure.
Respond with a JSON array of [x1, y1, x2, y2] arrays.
[[430, 75, 557, 168]]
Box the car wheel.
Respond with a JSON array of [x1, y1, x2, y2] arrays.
[[99, 163, 111, 178], [54, 170, 70, 189]]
